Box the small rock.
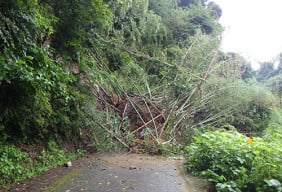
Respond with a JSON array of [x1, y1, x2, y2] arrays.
[[64, 161, 72, 167], [119, 180, 125, 185], [67, 161, 72, 167]]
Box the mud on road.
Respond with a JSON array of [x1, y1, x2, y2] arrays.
[[8, 153, 210, 192]]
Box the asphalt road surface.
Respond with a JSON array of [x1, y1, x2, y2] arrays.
[[9, 154, 210, 192]]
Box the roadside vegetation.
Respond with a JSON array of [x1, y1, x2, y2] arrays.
[[0, 0, 281, 190], [0, 141, 84, 186], [185, 128, 282, 192]]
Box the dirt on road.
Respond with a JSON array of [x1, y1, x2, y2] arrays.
[[8, 153, 210, 192]]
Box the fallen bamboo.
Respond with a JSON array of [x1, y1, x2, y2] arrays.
[[95, 121, 130, 149], [131, 113, 164, 134]]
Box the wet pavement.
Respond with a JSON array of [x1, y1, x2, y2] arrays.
[[8, 154, 210, 192]]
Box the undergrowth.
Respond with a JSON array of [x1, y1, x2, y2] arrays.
[[0, 141, 84, 188]]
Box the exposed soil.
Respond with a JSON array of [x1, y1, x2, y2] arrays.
[[6, 153, 210, 192]]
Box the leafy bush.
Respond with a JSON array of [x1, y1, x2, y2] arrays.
[[34, 141, 80, 172], [263, 109, 282, 142], [185, 130, 282, 192], [0, 142, 84, 187], [197, 78, 276, 135], [0, 0, 87, 144], [0, 145, 32, 186]]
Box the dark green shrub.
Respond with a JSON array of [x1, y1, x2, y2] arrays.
[[0, 0, 85, 143]]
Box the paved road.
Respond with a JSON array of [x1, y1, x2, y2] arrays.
[[9, 154, 210, 192]]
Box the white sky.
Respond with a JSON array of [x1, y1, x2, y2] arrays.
[[212, 0, 282, 69]]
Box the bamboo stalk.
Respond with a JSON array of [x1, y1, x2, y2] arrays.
[[173, 50, 219, 130], [95, 121, 130, 149], [131, 113, 163, 134]]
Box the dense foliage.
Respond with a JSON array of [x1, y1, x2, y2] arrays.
[[185, 130, 282, 192], [0, 0, 86, 143], [0, 142, 83, 186], [196, 77, 275, 135]]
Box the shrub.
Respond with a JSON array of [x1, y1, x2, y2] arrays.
[[198, 78, 276, 135], [263, 109, 282, 142], [34, 141, 79, 172], [0, 142, 84, 187], [0, 145, 32, 186], [185, 130, 282, 192]]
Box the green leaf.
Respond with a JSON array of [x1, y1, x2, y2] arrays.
[[26, 55, 33, 60]]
